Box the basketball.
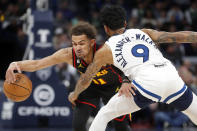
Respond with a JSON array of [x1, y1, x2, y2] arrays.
[[3, 73, 32, 102]]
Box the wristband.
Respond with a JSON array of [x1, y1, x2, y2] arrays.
[[122, 80, 130, 83]]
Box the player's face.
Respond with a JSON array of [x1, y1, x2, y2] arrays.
[[72, 35, 94, 59]]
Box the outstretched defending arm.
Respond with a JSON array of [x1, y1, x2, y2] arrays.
[[142, 29, 197, 44], [68, 44, 113, 104]]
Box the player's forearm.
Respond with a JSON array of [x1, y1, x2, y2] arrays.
[[74, 74, 92, 96], [74, 62, 102, 96], [156, 31, 197, 44], [17, 60, 43, 72]]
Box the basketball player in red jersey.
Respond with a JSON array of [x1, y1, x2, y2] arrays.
[[5, 22, 133, 131]]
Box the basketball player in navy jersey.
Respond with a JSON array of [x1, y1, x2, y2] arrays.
[[5, 22, 132, 131], [68, 5, 197, 131]]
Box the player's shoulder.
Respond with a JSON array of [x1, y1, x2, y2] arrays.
[[53, 47, 73, 60], [126, 28, 145, 34], [49, 47, 73, 65], [97, 44, 111, 52], [93, 44, 113, 65], [59, 47, 73, 56], [106, 28, 142, 42], [106, 34, 122, 44]]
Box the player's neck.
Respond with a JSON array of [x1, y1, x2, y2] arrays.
[[111, 27, 125, 36]]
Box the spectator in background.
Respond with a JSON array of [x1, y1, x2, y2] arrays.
[[0, 18, 26, 79], [183, 42, 197, 56], [154, 103, 190, 131], [0, 0, 9, 13], [173, 0, 191, 10], [53, 27, 71, 50], [162, 43, 183, 67], [179, 60, 197, 94], [141, 9, 157, 27], [90, 11, 100, 29], [159, 24, 184, 67], [58, 0, 75, 22], [0, 0, 29, 80], [17, 23, 28, 55], [128, 10, 139, 29], [167, 4, 184, 23], [185, 0, 197, 26], [130, 2, 146, 28], [55, 62, 78, 93], [156, 10, 167, 28], [53, 27, 79, 86], [54, 11, 68, 28], [153, 1, 163, 19]]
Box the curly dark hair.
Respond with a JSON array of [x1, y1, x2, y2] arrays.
[[70, 21, 97, 39], [100, 5, 126, 30]]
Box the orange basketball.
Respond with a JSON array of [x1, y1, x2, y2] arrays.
[[3, 73, 32, 102]]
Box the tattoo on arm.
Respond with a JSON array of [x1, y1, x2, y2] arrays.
[[156, 32, 176, 43], [74, 62, 102, 96], [155, 31, 197, 44], [73, 44, 112, 96], [187, 32, 197, 43]]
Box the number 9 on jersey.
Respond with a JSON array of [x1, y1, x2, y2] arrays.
[[131, 44, 149, 63]]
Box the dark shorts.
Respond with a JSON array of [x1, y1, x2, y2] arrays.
[[133, 87, 193, 111]]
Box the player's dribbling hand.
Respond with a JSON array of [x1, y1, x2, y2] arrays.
[[118, 83, 137, 97], [5, 62, 21, 84], [68, 91, 78, 107]]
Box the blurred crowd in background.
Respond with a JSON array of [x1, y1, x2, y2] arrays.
[[0, 0, 197, 130]]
